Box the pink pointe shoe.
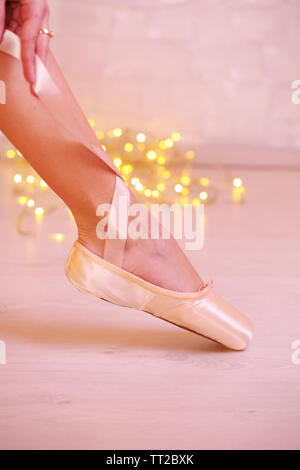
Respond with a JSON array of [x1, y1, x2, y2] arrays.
[[65, 241, 253, 350], [65, 175, 253, 351]]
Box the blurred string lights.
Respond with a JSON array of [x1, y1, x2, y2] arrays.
[[1, 123, 245, 240]]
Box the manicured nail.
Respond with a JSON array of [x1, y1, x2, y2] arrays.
[[29, 83, 39, 99]]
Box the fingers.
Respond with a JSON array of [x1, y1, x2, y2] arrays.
[[6, 2, 20, 33], [6, 19, 18, 33], [20, 0, 49, 84], [21, 16, 41, 83], [36, 6, 50, 65], [0, 0, 6, 42]]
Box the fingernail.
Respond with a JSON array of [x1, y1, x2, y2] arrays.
[[29, 83, 39, 99]]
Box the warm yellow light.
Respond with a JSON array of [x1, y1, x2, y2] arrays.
[[135, 183, 144, 191], [233, 177, 243, 187], [180, 175, 190, 185], [14, 174, 22, 183], [185, 150, 195, 159], [199, 191, 208, 200], [124, 142, 134, 152], [200, 177, 210, 187], [113, 157, 122, 167], [18, 196, 27, 205], [147, 150, 156, 160], [180, 197, 189, 205], [159, 140, 167, 150], [151, 190, 159, 198], [157, 156, 166, 165], [171, 132, 181, 142], [162, 170, 171, 179], [181, 187, 189, 196], [40, 180, 48, 188], [96, 130, 105, 140], [156, 182, 165, 191], [131, 177, 140, 186], [174, 183, 183, 193], [233, 186, 245, 203], [192, 198, 201, 206], [27, 199, 35, 208], [53, 233, 64, 242], [113, 128, 122, 137], [6, 149, 16, 159], [26, 175, 35, 184], [137, 143, 145, 151], [88, 118, 95, 127], [164, 138, 174, 148], [136, 133, 146, 143], [121, 164, 133, 175], [35, 207, 44, 216], [144, 189, 152, 197], [102, 144, 106, 151]]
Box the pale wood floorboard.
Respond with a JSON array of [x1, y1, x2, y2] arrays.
[[0, 162, 299, 449]]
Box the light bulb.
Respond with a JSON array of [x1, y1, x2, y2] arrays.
[[124, 142, 134, 152], [147, 150, 156, 160], [113, 128, 122, 137], [180, 175, 190, 185], [174, 184, 183, 193], [171, 132, 181, 141], [136, 133, 146, 143], [35, 207, 44, 216], [26, 175, 35, 184], [200, 177, 210, 187], [6, 149, 16, 159], [14, 174, 22, 183], [233, 177, 243, 187], [113, 157, 122, 167]]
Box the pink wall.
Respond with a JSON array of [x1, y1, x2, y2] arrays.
[[44, 0, 300, 150]]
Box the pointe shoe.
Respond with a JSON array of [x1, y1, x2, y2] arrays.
[[65, 241, 253, 351]]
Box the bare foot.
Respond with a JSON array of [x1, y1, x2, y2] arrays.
[[123, 236, 203, 293]]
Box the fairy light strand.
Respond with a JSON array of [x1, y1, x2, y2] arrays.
[[1, 121, 245, 238]]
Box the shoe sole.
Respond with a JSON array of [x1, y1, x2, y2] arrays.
[[67, 274, 226, 350]]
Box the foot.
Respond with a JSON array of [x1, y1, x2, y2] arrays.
[[77, 207, 204, 294], [123, 235, 204, 293], [78, 233, 203, 293]]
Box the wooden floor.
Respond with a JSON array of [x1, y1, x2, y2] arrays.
[[0, 160, 299, 450]]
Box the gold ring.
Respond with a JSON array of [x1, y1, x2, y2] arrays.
[[39, 28, 54, 38]]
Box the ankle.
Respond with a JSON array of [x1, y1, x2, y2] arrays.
[[76, 225, 105, 258]]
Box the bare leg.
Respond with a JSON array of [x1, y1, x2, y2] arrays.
[[0, 43, 203, 292]]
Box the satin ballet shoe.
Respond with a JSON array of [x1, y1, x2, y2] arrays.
[[65, 240, 253, 351]]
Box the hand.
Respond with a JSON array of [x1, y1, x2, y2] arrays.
[[0, 0, 50, 85]]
